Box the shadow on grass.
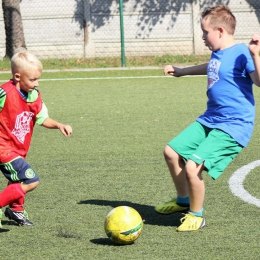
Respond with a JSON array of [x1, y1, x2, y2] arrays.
[[78, 199, 184, 227], [0, 220, 13, 232], [2, 220, 22, 226], [0, 228, 10, 233], [90, 238, 132, 246]]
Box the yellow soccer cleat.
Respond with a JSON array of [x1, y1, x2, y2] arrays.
[[155, 198, 189, 214], [176, 213, 205, 232]]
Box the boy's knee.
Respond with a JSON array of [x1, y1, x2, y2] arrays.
[[185, 160, 203, 180], [21, 181, 39, 193], [164, 145, 179, 161]]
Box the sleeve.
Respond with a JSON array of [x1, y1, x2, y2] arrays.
[[36, 102, 49, 125], [0, 88, 6, 111], [244, 45, 255, 74]]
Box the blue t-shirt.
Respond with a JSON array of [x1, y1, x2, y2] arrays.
[[197, 43, 255, 147]]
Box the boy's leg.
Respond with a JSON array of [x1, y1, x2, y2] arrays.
[[155, 122, 208, 214], [7, 182, 24, 212], [176, 129, 243, 231], [3, 182, 38, 226], [0, 157, 39, 226], [186, 160, 205, 213], [175, 162, 207, 232], [0, 183, 25, 207], [175, 160, 206, 232], [9, 196, 24, 212], [0, 182, 36, 226], [164, 145, 188, 198], [155, 146, 190, 214]]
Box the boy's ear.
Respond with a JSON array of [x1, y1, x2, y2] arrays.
[[218, 27, 224, 35], [14, 73, 20, 81]]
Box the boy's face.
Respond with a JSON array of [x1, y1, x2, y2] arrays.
[[14, 66, 41, 93], [201, 17, 221, 51]]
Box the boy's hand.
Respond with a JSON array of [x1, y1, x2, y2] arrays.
[[164, 65, 182, 77], [249, 34, 260, 56], [59, 124, 72, 137]]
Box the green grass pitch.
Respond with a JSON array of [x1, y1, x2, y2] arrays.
[[0, 69, 259, 259]]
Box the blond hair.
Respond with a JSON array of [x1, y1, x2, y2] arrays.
[[11, 49, 43, 74], [201, 5, 236, 35]]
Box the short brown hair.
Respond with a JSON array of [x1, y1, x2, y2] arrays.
[[201, 5, 236, 35]]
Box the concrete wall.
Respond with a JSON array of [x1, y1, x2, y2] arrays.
[[0, 0, 259, 59]]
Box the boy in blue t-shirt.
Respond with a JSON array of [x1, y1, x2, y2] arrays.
[[155, 5, 260, 231]]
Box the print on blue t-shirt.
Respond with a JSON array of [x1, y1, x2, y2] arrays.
[[207, 59, 221, 88]]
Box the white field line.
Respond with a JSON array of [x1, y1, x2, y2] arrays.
[[229, 160, 260, 207], [0, 75, 206, 83]]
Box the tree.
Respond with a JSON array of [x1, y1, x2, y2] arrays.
[[2, 0, 26, 59]]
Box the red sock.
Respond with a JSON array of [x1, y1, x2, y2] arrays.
[[9, 196, 25, 212], [0, 183, 25, 208], [7, 182, 25, 211]]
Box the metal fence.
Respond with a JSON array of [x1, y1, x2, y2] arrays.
[[0, 0, 260, 60]]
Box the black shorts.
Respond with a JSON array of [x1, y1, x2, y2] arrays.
[[0, 157, 39, 184]]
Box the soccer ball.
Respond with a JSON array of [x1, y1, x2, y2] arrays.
[[104, 206, 143, 245]]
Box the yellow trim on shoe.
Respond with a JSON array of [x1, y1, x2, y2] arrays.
[[155, 198, 189, 214], [176, 213, 205, 232]]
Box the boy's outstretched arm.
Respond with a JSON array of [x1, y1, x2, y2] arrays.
[[249, 34, 260, 87], [41, 117, 72, 137], [164, 63, 208, 77]]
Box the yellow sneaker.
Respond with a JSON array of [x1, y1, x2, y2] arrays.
[[155, 198, 189, 214], [176, 213, 205, 232]]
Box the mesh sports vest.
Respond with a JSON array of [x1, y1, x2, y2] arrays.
[[0, 80, 43, 163]]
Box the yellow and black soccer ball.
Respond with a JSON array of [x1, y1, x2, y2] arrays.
[[104, 206, 143, 245]]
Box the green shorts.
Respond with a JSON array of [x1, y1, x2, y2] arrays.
[[167, 121, 243, 180]]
